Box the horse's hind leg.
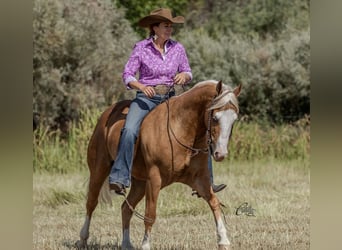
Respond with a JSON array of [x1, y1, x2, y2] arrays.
[[121, 177, 146, 250], [77, 158, 111, 248], [141, 175, 161, 250]]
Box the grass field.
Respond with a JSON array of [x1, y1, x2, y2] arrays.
[[33, 159, 309, 250]]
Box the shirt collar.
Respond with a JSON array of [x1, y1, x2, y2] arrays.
[[146, 37, 176, 50]]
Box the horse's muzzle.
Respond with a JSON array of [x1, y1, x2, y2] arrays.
[[213, 151, 226, 162], [210, 143, 227, 161]]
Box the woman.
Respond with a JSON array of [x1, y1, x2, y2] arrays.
[[109, 8, 226, 196]]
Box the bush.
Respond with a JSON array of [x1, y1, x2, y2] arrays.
[[179, 28, 310, 123], [33, 0, 310, 128], [33, 0, 138, 130], [115, 0, 189, 38], [185, 0, 309, 38], [177, 0, 310, 123]]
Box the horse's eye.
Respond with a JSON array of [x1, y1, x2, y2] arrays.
[[212, 116, 219, 122]]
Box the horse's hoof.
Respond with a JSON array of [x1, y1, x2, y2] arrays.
[[141, 242, 150, 250], [75, 240, 87, 249], [121, 243, 135, 250], [218, 244, 231, 250]]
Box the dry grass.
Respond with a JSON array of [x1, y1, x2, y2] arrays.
[[33, 160, 309, 249]]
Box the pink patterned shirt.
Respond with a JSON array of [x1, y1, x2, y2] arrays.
[[122, 37, 192, 89]]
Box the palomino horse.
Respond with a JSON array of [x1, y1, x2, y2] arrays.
[[77, 80, 241, 250]]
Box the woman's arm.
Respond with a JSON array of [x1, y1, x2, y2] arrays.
[[128, 81, 156, 98], [173, 72, 191, 85]]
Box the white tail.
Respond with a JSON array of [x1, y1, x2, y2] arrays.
[[98, 178, 113, 205]]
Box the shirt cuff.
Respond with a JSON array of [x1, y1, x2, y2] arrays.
[[124, 76, 138, 89], [184, 72, 193, 83]]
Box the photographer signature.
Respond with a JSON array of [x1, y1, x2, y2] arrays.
[[235, 202, 256, 216]]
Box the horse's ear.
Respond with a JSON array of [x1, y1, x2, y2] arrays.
[[216, 80, 223, 95], [233, 84, 242, 97]]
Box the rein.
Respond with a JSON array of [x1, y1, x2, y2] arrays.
[[168, 123, 210, 157], [123, 193, 154, 224], [165, 86, 215, 158]]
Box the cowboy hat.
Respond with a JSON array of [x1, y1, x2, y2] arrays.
[[138, 8, 185, 27]]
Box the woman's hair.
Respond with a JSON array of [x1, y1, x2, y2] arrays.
[[149, 23, 160, 37]]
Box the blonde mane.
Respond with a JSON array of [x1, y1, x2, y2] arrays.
[[193, 80, 239, 113]]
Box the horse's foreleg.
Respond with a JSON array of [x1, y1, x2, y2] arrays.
[[209, 195, 231, 250], [141, 176, 161, 250], [121, 177, 146, 250], [77, 161, 111, 248], [192, 178, 231, 250]]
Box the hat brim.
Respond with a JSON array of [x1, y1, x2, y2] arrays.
[[138, 15, 184, 27]]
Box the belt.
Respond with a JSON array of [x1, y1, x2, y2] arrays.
[[152, 85, 174, 95]]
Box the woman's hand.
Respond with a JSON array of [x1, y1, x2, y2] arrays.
[[140, 86, 156, 98], [128, 81, 156, 98], [173, 72, 189, 85]]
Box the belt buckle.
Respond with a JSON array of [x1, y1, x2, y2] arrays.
[[154, 84, 169, 95]]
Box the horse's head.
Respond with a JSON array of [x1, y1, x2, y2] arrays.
[[207, 81, 241, 161]]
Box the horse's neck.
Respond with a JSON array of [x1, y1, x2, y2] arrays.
[[171, 85, 216, 139]]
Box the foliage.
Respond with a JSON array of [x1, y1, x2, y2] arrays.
[[33, 109, 310, 174], [228, 115, 310, 161], [33, 0, 138, 129], [185, 0, 310, 38], [179, 28, 310, 123], [33, 108, 101, 173], [115, 0, 189, 38], [33, 0, 310, 130]]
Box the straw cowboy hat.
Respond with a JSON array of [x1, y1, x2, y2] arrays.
[[138, 8, 185, 27]]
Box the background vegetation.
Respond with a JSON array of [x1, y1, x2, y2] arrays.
[[33, 0, 310, 131], [33, 110, 309, 173], [33, 1, 310, 249]]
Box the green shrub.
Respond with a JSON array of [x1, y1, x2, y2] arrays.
[[115, 0, 189, 38], [33, 0, 310, 128], [33, 0, 138, 129], [175, 0, 310, 123], [179, 28, 309, 123], [185, 0, 309, 38]]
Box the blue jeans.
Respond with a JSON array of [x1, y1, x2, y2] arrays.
[[109, 91, 215, 187], [208, 156, 214, 184]]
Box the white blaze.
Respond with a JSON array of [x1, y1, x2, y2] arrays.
[[215, 109, 237, 157]]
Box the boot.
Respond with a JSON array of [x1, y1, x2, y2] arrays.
[[192, 183, 227, 198], [109, 182, 126, 196], [212, 183, 227, 193]]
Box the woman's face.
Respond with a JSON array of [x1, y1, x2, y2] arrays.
[[154, 22, 173, 41]]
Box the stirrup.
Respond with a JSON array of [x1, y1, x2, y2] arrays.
[[191, 183, 227, 198], [191, 189, 201, 198], [212, 183, 227, 193], [109, 182, 126, 196]]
